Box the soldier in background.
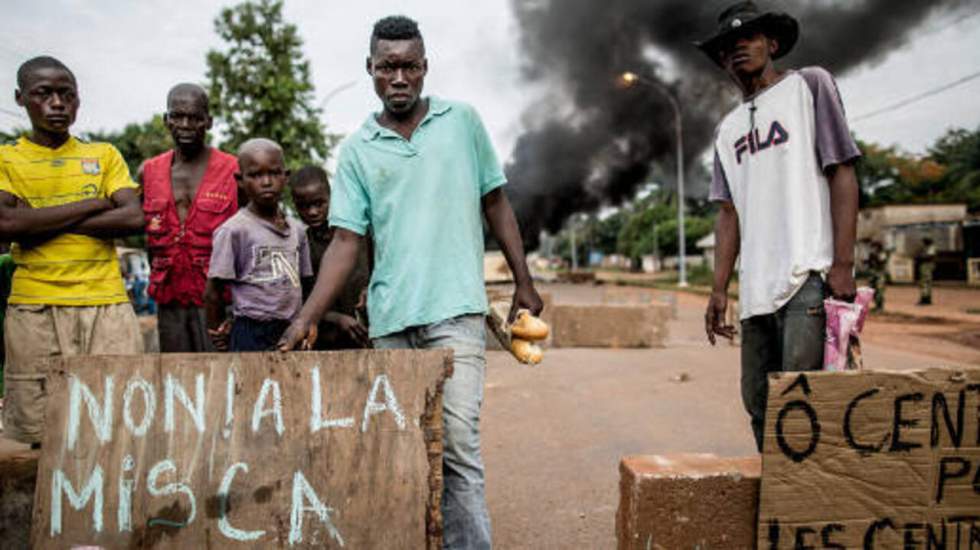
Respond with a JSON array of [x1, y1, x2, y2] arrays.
[[917, 237, 936, 306], [866, 240, 888, 311]]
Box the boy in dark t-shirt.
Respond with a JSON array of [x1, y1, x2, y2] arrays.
[[289, 166, 371, 349], [205, 139, 313, 352]]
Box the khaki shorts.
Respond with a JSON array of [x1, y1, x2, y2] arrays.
[[2, 302, 142, 444]]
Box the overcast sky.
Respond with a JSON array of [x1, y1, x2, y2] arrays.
[[2, 0, 979, 166]]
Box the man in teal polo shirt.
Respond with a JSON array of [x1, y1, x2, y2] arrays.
[[279, 15, 542, 549]]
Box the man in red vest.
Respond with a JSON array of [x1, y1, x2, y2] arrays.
[[141, 83, 238, 352]]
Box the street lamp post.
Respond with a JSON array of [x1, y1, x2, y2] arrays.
[[570, 222, 578, 271], [620, 71, 688, 287]]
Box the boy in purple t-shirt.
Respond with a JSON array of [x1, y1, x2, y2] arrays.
[[204, 138, 313, 352]]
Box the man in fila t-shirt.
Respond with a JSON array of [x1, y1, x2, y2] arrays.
[[698, 2, 861, 451]]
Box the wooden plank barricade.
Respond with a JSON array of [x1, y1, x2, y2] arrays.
[[29, 350, 452, 549], [759, 367, 980, 549]]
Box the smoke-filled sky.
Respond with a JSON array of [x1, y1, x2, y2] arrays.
[[1, 0, 978, 238], [504, 0, 980, 241]]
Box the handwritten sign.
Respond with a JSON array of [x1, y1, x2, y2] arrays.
[[30, 350, 451, 549], [759, 367, 980, 549]]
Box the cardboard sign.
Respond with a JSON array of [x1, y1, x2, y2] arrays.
[[30, 350, 451, 549], [759, 367, 980, 549]]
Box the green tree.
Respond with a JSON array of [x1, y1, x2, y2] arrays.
[[616, 191, 713, 262], [554, 225, 587, 268], [855, 140, 903, 207], [593, 211, 626, 255], [929, 127, 980, 211], [206, 0, 332, 168], [550, 212, 625, 266], [856, 129, 980, 212], [84, 115, 172, 176], [617, 200, 669, 260], [0, 127, 28, 144]]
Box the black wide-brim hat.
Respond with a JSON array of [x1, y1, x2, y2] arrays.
[[695, 1, 799, 67]]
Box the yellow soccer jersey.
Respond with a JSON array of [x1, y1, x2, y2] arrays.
[[0, 136, 138, 305]]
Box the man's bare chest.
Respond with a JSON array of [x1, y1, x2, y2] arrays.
[[171, 164, 208, 204]]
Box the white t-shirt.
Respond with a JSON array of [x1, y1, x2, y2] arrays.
[[710, 67, 860, 320]]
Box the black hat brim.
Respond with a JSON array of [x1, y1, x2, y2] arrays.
[[695, 12, 799, 68]]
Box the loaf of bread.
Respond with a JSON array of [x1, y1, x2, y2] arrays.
[[510, 338, 544, 365], [510, 310, 549, 341]]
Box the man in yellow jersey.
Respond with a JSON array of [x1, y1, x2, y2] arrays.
[[0, 56, 144, 445]]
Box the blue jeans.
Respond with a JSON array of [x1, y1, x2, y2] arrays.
[[230, 316, 290, 352], [374, 314, 491, 550], [740, 273, 827, 452]]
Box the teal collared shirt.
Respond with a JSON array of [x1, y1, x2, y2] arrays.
[[329, 97, 506, 338]]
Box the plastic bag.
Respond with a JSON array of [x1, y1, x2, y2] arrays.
[[823, 287, 875, 372]]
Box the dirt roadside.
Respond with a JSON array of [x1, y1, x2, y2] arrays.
[[482, 282, 978, 549]]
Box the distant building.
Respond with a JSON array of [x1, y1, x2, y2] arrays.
[[641, 255, 662, 273], [600, 253, 631, 270], [697, 204, 972, 283], [964, 220, 980, 286], [696, 233, 716, 271], [857, 204, 968, 282]]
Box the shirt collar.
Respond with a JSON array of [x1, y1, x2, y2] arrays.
[[17, 135, 79, 154], [361, 96, 452, 141], [243, 207, 293, 237]]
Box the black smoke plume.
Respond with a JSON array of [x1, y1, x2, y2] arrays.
[[506, 0, 973, 248]]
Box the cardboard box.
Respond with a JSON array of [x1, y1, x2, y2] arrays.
[[759, 367, 980, 548]]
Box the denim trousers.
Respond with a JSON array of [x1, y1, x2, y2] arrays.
[[374, 314, 492, 550], [740, 273, 827, 452], [230, 316, 291, 352]]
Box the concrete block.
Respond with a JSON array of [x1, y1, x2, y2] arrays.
[[484, 251, 513, 284], [550, 304, 669, 348], [0, 449, 38, 550], [617, 454, 760, 550], [555, 271, 596, 284], [601, 287, 678, 319]]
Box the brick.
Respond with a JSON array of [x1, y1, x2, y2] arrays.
[[616, 454, 760, 550], [0, 449, 39, 550], [550, 304, 669, 348]]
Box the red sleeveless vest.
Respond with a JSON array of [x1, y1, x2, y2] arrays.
[[142, 148, 238, 306]]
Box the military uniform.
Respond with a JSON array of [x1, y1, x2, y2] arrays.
[[917, 242, 936, 305], [866, 246, 888, 311]]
